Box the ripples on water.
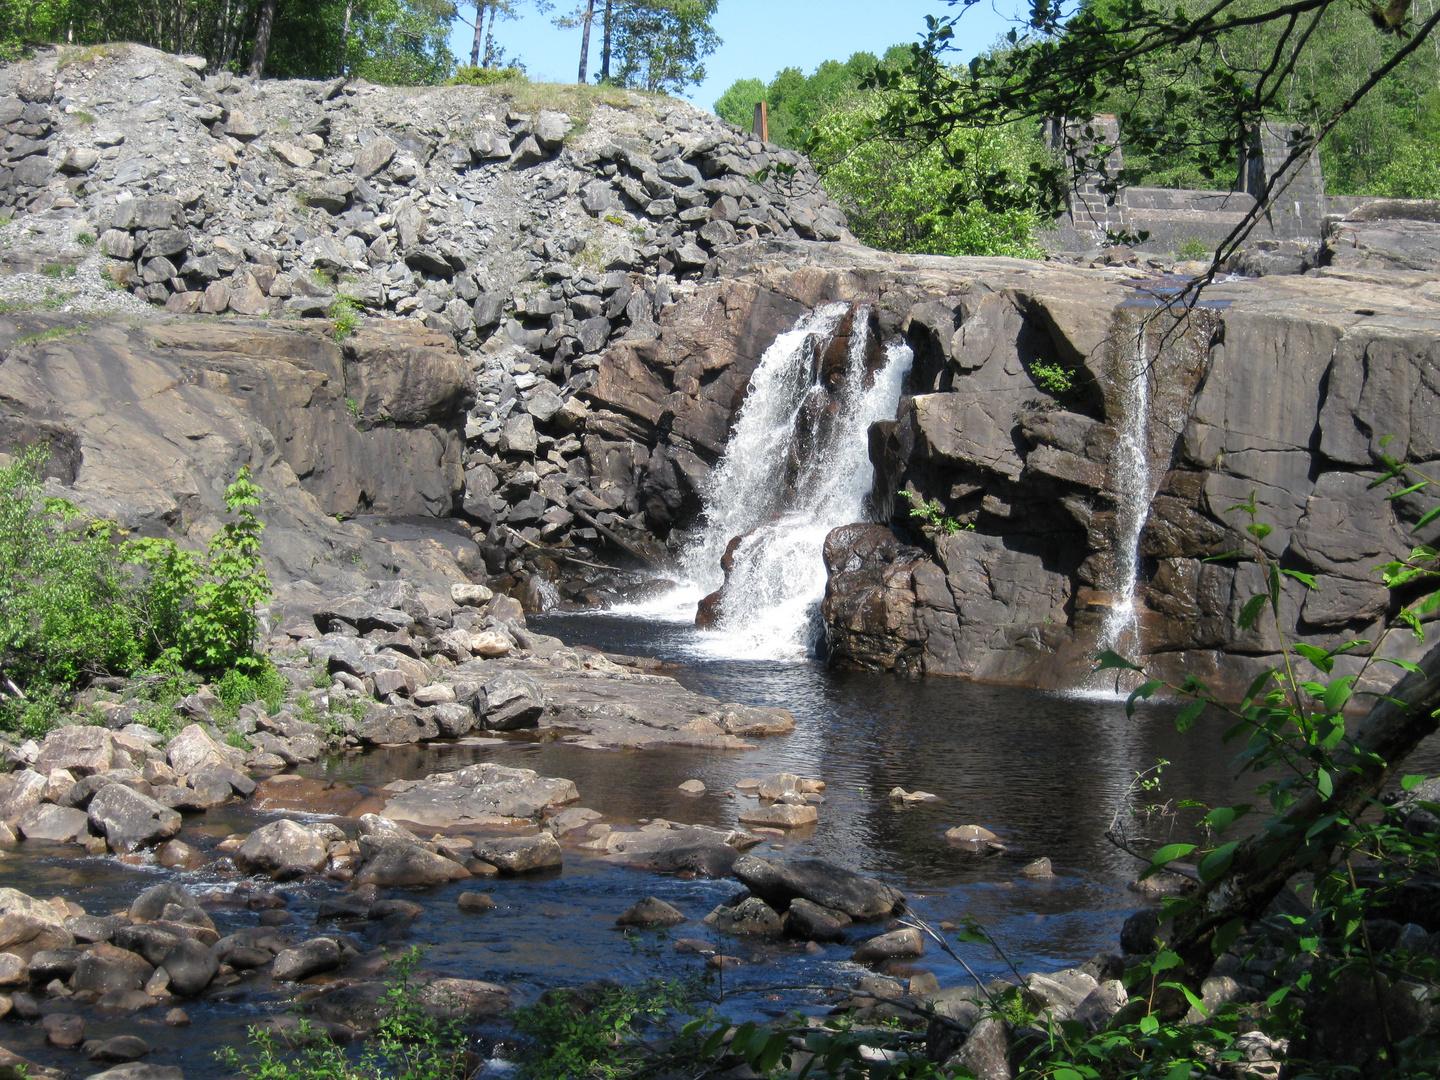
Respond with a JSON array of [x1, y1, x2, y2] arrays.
[[6, 609, 1393, 1078]]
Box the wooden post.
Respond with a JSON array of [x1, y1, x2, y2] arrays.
[[752, 101, 768, 143]]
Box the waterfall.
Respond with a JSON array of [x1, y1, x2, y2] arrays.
[[1098, 313, 1152, 660], [620, 302, 913, 661]]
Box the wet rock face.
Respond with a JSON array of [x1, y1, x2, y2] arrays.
[[819, 524, 927, 672]]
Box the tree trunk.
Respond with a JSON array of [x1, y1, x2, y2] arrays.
[[482, 2, 498, 67], [249, 0, 278, 78], [338, 0, 354, 76], [1155, 641, 1440, 1014], [577, 0, 595, 83], [469, 0, 485, 68], [600, 0, 613, 81]]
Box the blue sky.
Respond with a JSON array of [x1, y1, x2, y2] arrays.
[[446, 1, 1017, 115]]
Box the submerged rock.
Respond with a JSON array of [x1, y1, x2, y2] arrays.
[[731, 856, 905, 919], [616, 898, 686, 927], [379, 764, 578, 827]]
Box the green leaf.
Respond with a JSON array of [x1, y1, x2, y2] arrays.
[[1239, 670, 1275, 709], [1387, 480, 1430, 499], [1403, 774, 1429, 790], [729, 1022, 756, 1057], [1315, 768, 1334, 799], [1281, 569, 1318, 589], [1322, 676, 1355, 713], [1414, 504, 1440, 531], [1199, 841, 1238, 882], [1138, 1013, 1160, 1035], [1126, 680, 1163, 717], [1212, 917, 1246, 956], [1305, 812, 1342, 840], [1237, 593, 1268, 630], [1174, 699, 1206, 733], [1095, 649, 1143, 672], [1202, 806, 1237, 832], [1293, 643, 1334, 673], [1150, 843, 1196, 866]]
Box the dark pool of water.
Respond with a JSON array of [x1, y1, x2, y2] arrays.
[[7, 610, 1436, 1078]]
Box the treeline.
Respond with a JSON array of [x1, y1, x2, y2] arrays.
[[714, 47, 1055, 259], [0, 0, 721, 94], [1084, 0, 1440, 198], [715, 6, 1440, 261]]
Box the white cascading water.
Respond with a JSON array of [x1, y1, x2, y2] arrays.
[[618, 303, 913, 660], [1098, 314, 1153, 660]]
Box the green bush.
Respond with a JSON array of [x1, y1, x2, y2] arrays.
[[125, 467, 272, 675], [216, 661, 287, 715], [220, 948, 469, 1080], [449, 65, 526, 86], [0, 448, 144, 695], [1029, 359, 1076, 396], [329, 294, 362, 342], [0, 452, 274, 733]]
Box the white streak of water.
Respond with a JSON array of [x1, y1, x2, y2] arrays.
[[1098, 317, 1151, 660], [611, 304, 913, 661]]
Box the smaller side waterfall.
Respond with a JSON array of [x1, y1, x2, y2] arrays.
[[1098, 314, 1152, 658], [666, 302, 913, 660]]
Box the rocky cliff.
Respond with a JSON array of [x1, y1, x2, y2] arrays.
[[5, 44, 1440, 696], [0, 42, 850, 611], [582, 240, 1440, 697]]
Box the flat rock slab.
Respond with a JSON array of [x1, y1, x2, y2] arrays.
[[379, 763, 578, 828], [472, 659, 794, 750]]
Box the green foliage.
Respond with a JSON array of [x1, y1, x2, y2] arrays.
[[1177, 237, 1210, 260], [1029, 359, 1076, 396], [0, 448, 144, 698], [75, 231, 96, 246], [215, 660, 286, 714], [511, 976, 706, 1080], [448, 64, 525, 85], [809, 97, 1052, 259], [1, 0, 454, 83], [899, 490, 970, 536], [603, 0, 720, 94], [123, 466, 272, 676], [329, 294, 362, 342], [221, 948, 468, 1080]]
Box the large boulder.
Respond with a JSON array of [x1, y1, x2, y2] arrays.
[[158, 937, 217, 997], [473, 832, 562, 874], [354, 841, 471, 887], [0, 889, 73, 959], [478, 672, 545, 730], [70, 943, 153, 994], [730, 856, 905, 919], [17, 804, 91, 843], [272, 938, 342, 981], [235, 820, 330, 875], [165, 724, 235, 774], [87, 785, 182, 852], [34, 726, 114, 776]]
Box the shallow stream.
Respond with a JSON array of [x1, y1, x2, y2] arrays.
[[5, 610, 1432, 1078]]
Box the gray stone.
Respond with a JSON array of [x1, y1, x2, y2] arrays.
[[473, 831, 562, 874], [87, 785, 181, 853], [271, 937, 341, 982], [235, 820, 329, 876], [17, 804, 90, 843], [616, 897, 685, 927], [731, 856, 905, 919], [355, 136, 397, 178], [479, 671, 545, 730]]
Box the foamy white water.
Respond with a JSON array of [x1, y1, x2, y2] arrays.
[[611, 304, 912, 661], [1098, 311, 1152, 660]]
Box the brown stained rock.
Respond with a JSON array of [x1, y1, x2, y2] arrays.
[[616, 897, 685, 928], [42, 1012, 86, 1047], [850, 928, 924, 964], [736, 803, 817, 829], [250, 776, 365, 817], [457, 892, 496, 913]]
